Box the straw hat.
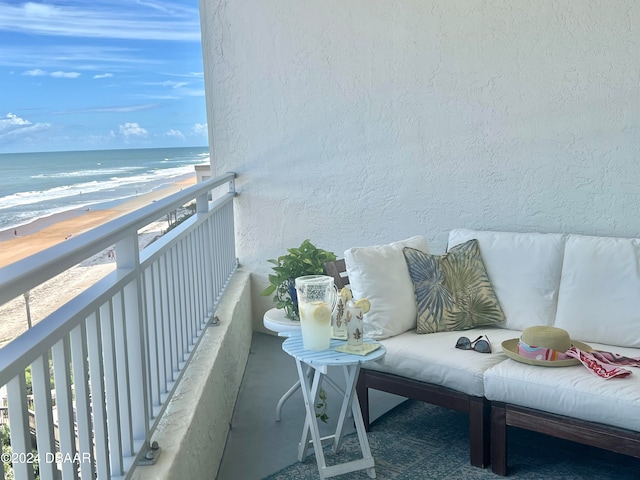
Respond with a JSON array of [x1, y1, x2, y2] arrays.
[[502, 326, 591, 367]]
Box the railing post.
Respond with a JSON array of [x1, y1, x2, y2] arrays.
[[115, 234, 152, 458], [197, 190, 215, 319]]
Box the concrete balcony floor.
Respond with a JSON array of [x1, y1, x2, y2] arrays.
[[217, 332, 404, 480]]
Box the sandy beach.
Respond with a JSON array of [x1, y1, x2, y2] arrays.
[[0, 174, 196, 348]]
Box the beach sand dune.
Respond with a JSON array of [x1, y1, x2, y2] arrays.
[[0, 176, 195, 348]]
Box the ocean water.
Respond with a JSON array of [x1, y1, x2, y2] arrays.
[[0, 146, 208, 233]]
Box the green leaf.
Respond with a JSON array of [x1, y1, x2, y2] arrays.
[[260, 284, 276, 296], [316, 413, 329, 423]]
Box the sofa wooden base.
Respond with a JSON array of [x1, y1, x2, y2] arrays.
[[491, 402, 640, 476], [356, 368, 491, 468]]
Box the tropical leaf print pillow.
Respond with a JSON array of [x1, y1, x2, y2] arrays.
[[403, 239, 505, 334]]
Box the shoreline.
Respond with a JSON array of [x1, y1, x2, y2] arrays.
[[0, 173, 196, 269]]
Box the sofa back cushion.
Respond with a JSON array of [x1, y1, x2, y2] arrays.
[[554, 234, 640, 348], [344, 235, 429, 339], [448, 229, 566, 331]]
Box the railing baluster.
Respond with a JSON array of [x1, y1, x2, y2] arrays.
[[191, 232, 198, 330], [214, 217, 221, 304], [7, 373, 34, 480], [184, 235, 193, 343], [173, 244, 184, 365], [87, 308, 111, 479], [101, 299, 123, 476], [144, 265, 160, 407], [124, 278, 149, 449], [201, 225, 209, 319], [177, 243, 187, 360], [195, 226, 204, 325], [112, 289, 133, 458], [30, 352, 56, 480], [159, 256, 171, 392], [70, 322, 95, 480], [52, 337, 78, 480], [167, 248, 180, 378]]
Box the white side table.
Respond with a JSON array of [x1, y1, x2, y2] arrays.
[[282, 332, 386, 480], [263, 307, 301, 335], [263, 308, 303, 421]]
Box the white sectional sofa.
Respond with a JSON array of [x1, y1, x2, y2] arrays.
[[325, 229, 640, 474]]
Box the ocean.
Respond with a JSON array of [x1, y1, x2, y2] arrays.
[[0, 146, 209, 233]]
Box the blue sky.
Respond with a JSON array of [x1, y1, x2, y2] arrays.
[[0, 1, 208, 153]]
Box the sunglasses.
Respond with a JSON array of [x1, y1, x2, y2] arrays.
[[455, 335, 491, 353]]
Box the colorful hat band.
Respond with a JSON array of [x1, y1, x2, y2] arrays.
[[517, 339, 571, 362]]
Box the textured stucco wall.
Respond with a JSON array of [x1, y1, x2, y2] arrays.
[[199, 0, 640, 328]]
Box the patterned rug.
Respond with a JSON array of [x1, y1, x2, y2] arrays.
[[262, 400, 639, 479]]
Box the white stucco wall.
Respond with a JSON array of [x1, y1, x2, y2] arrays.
[[199, 0, 640, 327]]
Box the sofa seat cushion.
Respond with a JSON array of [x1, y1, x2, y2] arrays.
[[448, 229, 565, 331], [484, 342, 640, 432], [555, 234, 640, 348], [366, 327, 517, 397]]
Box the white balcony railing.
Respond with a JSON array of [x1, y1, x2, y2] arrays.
[[0, 172, 238, 480]]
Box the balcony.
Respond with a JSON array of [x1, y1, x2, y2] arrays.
[[2, 168, 638, 479], [0, 172, 253, 479]]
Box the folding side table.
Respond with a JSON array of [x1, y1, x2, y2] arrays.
[[263, 308, 348, 422], [282, 332, 386, 480]]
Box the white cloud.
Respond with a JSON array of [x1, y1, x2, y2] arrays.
[[70, 104, 160, 114], [119, 122, 148, 138], [165, 129, 185, 139], [192, 123, 207, 136], [0, 112, 51, 141], [93, 73, 114, 79], [0, 113, 30, 129], [23, 2, 56, 18], [51, 71, 81, 78], [23, 68, 48, 76], [142, 80, 189, 89], [162, 81, 188, 89], [23, 68, 80, 78], [0, 44, 159, 70], [182, 88, 205, 97]]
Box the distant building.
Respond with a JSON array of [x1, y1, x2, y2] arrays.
[[195, 164, 211, 184]]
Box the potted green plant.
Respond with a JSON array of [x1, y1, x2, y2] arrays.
[[261, 239, 337, 320]]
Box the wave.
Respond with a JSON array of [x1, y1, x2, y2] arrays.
[[32, 166, 144, 179], [0, 165, 193, 210]]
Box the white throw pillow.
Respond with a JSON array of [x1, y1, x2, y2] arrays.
[[344, 236, 429, 339], [554, 234, 640, 348]]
